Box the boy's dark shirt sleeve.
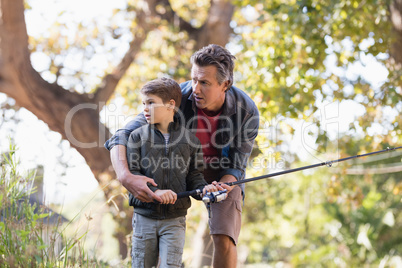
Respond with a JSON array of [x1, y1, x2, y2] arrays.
[[105, 113, 147, 151], [126, 130, 158, 192]]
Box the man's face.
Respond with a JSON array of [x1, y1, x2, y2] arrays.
[[191, 64, 229, 113], [141, 93, 172, 125]]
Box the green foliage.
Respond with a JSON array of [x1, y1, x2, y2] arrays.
[[233, 0, 401, 152], [239, 140, 402, 265], [0, 143, 46, 267], [230, 3, 402, 263], [0, 143, 128, 267]]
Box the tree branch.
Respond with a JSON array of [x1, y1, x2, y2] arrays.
[[93, 0, 161, 106], [0, 0, 113, 177], [93, 34, 149, 105], [155, 0, 235, 47], [0, 0, 89, 105], [157, 0, 200, 35], [148, 0, 234, 49], [0, 80, 17, 98]]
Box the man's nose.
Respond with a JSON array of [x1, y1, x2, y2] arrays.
[[193, 81, 200, 94]]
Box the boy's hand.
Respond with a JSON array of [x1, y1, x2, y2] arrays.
[[155, 190, 177, 204]]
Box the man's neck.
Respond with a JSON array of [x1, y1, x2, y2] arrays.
[[201, 94, 225, 117], [201, 107, 223, 117]]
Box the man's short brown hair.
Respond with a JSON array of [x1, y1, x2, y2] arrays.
[[140, 77, 182, 110], [190, 44, 236, 90]]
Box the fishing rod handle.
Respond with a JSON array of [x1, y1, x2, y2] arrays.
[[176, 189, 202, 199]]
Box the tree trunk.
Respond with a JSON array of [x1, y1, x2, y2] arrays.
[[190, 212, 214, 267], [0, 0, 142, 259], [196, 0, 235, 49], [390, 0, 402, 67]]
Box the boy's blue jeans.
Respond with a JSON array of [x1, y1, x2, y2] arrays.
[[131, 213, 186, 268]]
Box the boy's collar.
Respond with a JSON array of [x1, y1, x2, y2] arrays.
[[149, 120, 179, 132]]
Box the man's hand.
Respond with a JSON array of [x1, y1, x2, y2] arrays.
[[110, 145, 162, 203], [202, 184, 219, 196], [211, 174, 237, 193], [119, 173, 162, 203], [155, 189, 177, 204]]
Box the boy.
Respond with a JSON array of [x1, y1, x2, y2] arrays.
[[126, 77, 217, 268]]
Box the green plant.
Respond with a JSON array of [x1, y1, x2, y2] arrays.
[[0, 142, 126, 267]]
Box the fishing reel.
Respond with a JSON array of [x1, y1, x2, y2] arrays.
[[202, 189, 228, 204], [202, 189, 228, 218]]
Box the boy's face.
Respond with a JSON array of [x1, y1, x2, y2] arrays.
[[191, 64, 229, 113], [141, 93, 173, 125]]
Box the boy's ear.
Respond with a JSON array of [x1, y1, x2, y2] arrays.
[[168, 99, 175, 110]]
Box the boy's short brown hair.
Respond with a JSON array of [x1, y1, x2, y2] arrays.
[[140, 77, 182, 110]]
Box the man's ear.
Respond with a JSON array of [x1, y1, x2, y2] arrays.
[[224, 80, 230, 92]]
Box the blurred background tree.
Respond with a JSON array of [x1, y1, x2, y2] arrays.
[[0, 0, 401, 265]]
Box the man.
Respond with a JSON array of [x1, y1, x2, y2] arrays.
[[105, 44, 259, 267]]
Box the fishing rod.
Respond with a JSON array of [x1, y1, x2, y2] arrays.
[[177, 146, 402, 204]]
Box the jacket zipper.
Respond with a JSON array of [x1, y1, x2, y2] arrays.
[[161, 128, 171, 219]]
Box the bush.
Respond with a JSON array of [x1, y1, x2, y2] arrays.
[[0, 143, 116, 267]]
